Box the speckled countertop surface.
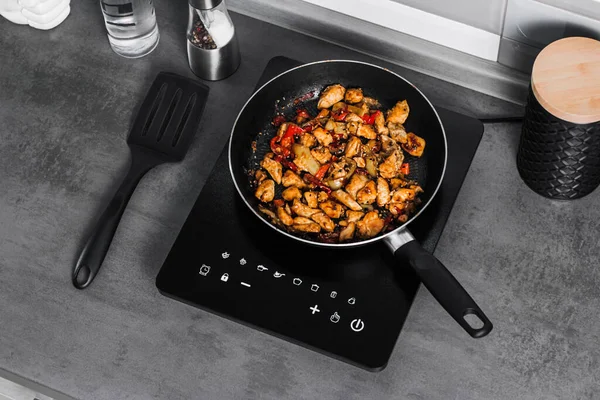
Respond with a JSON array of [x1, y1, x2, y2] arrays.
[[1, 2, 599, 400]]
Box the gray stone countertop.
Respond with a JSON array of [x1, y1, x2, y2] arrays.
[[1, 2, 599, 400]]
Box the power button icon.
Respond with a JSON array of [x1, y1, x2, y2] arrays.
[[350, 319, 365, 332]]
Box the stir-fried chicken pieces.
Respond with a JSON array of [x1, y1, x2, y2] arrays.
[[332, 190, 363, 211], [374, 111, 388, 135], [402, 132, 426, 157], [346, 210, 364, 223], [357, 211, 385, 238], [311, 212, 335, 232], [356, 180, 377, 205], [345, 136, 362, 158], [293, 217, 321, 233], [376, 177, 391, 207], [319, 200, 344, 219], [252, 84, 426, 242], [292, 198, 319, 218], [311, 146, 332, 164], [379, 150, 404, 179], [282, 186, 302, 201], [339, 222, 356, 242], [345, 88, 364, 104], [304, 191, 319, 208], [255, 179, 275, 202], [386, 100, 410, 124], [313, 127, 333, 147], [277, 206, 294, 226], [357, 124, 377, 140], [345, 174, 369, 199], [318, 84, 346, 109], [282, 170, 305, 188], [299, 132, 317, 148], [261, 156, 282, 184]]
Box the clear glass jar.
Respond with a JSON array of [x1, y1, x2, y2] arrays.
[[100, 0, 159, 58]]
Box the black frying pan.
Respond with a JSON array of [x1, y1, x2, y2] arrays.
[[229, 60, 492, 338]]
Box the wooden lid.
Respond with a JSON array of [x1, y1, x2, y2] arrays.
[[531, 37, 600, 124]]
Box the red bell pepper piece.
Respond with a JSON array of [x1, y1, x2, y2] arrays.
[[270, 135, 281, 153], [273, 199, 285, 207], [270, 135, 280, 149], [286, 124, 305, 137], [296, 109, 311, 120], [271, 124, 304, 157], [315, 163, 330, 180], [280, 124, 304, 148], [301, 123, 314, 133], [332, 109, 348, 121], [400, 162, 410, 175], [270, 136, 290, 158], [280, 136, 293, 149], [362, 110, 381, 125], [272, 115, 286, 127]]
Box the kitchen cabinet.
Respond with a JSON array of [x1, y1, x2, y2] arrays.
[[390, 0, 507, 34]]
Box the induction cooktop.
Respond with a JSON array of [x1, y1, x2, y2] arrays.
[[156, 56, 484, 371]]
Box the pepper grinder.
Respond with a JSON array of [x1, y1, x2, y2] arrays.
[[187, 0, 241, 81]]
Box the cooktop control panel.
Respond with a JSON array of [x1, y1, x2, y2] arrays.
[[156, 192, 414, 371], [156, 56, 484, 371], [199, 248, 367, 331], [197, 250, 368, 333], [198, 250, 364, 330]]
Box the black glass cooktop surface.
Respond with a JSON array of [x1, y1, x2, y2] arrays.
[[156, 57, 484, 371]]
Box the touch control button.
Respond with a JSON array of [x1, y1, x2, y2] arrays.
[[330, 312, 340, 323], [199, 264, 211, 276], [350, 318, 365, 332]]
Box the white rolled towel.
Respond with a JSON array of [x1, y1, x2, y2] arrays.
[[0, 0, 71, 30]]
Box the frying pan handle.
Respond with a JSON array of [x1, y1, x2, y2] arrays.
[[72, 153, 156, 289], [393, 239, 493, 338]]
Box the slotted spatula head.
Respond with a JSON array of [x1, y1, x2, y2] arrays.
[[129, 72, 210, 161]]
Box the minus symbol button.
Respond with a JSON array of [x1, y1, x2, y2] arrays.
[[240, 282, 251, 288]]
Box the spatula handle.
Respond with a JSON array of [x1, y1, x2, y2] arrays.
[[72, 151, 158, 289]]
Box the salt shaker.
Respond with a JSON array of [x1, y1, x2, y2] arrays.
[[187, 0, 241, 81], [517, 37, 600, 200]]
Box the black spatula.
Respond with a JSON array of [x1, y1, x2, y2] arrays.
[[72, 72, 209, 289]]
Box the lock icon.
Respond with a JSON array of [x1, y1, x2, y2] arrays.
[[221, 273, 229, 282]]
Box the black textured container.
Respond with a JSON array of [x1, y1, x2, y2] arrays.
[[517, 87, 600, 199], [516, 37, 600, 200]]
